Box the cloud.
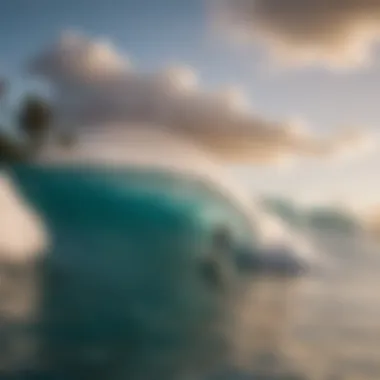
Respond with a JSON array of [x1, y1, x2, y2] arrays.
[[28, 32, 129, 85], [27, 32, 373, 164], [211, 0, 380, 69]]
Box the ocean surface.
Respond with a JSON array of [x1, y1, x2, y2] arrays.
[[206, 231, 380, 380], [1, 166, 380, 379], [1, 232, 380, 380]]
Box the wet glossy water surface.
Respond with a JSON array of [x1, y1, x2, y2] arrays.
[[1, 166, 380, 380]]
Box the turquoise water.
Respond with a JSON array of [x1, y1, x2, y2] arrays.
[[4, 164, 254, 379], [1, 164, 313, 379], [11, 164, 255, 243]]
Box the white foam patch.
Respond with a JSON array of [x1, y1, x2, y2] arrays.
[[0, 173, 48, 263]]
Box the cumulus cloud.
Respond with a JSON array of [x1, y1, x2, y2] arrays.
[[212, 0, 380, 69], [27, 32, 373, 164]]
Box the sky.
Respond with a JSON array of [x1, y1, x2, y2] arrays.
[[2, 0, 380, 211]]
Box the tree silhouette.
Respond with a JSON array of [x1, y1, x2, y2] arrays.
[[18, 95, 52, 153], [0, 131, 26, 162], [0, 95, 53, 163]]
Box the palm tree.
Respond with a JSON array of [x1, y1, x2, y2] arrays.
[[18, 95, 52, 154], [0, 94, 53, 163], [0, 130, 25, 162]]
